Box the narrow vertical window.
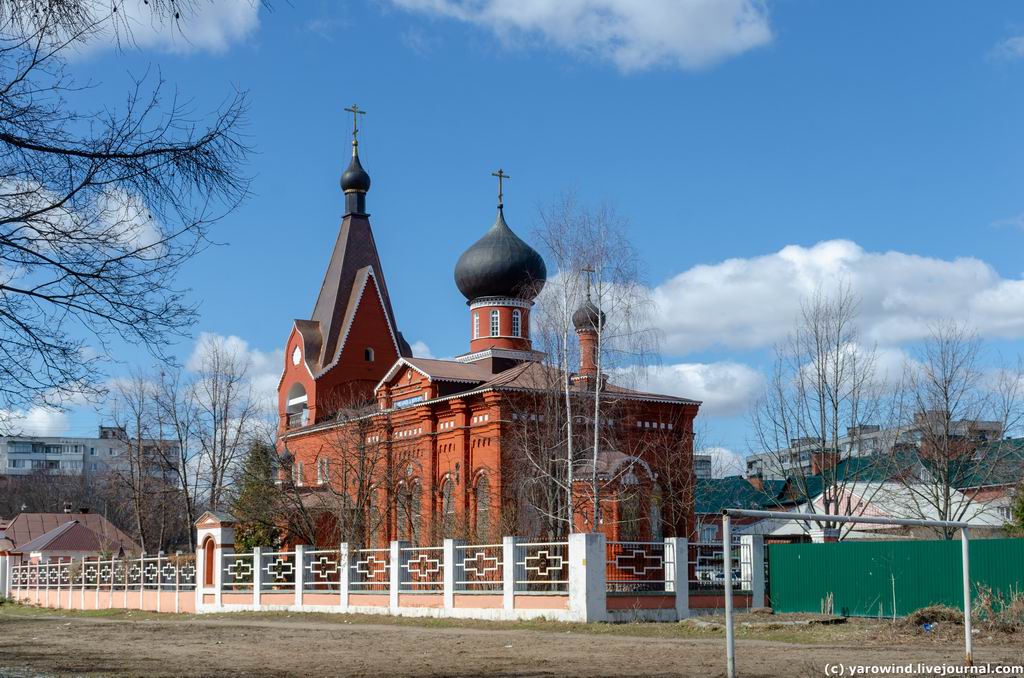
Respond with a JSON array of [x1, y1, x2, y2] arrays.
[[490, 309, 500, 336], [364, 347, 374, 362], [441, 477, 456, 539], [511, 309, 521, 337], [473, 312, 480, 339]]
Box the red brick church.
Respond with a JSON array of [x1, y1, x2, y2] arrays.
[[276, 119, 700, 547]]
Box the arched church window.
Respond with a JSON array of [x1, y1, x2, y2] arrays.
[[473, 313, 480, 339], [618, 483, 643, 541], [511, 309, 521, 337], [364, 347, 374, 362], [650, 484, 663, 541], [475, 474, 490, 540], [490, 309, 500, 337], [441, 476, 456, 539]]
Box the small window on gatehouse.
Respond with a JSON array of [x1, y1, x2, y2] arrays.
[[365, 347, 374, 362]]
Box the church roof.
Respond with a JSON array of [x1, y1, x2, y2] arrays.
[[401, 357, 496, 384], [307, 214, 411, 372]]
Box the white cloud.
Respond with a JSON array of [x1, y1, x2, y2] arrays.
[[701, 446, 745, 478], [187, 332, 283, 412], [76, 1, 260, 56], [0, 407, 70, 436], [641, 362, 763, 417], [653, 239, 1024, 354], [991, 35, 1024, 61], [389, 0, 772, 72], [410, 340, 434, 358]]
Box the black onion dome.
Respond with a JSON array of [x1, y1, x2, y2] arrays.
[[340, 150, 371, 193], [454, 209, 547, 301], [573, 298, 605, 331]]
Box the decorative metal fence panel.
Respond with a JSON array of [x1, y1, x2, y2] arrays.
[[304, 549, 343, 593], [11, 554, 198, 592], [400, 546, 443, 592], [222, 552, 255, 591], [455, 544, 503, 592], [259, 551, 297, 592], [349, 547, 390, 592], [688, 541, 751, 593], [514, 541, 569, 593], [606, 541, 667, 593]]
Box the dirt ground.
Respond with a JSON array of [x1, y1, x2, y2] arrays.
[[0, 606, 1021, 678]]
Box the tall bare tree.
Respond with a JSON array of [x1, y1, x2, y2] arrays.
[[532, 195, 660, 532], [0, 0, 249, 430], [888, 322, 1024, 538], [750, 284, 893, 538], [152, 366, 203, 550], [191, 335, 258, 511]]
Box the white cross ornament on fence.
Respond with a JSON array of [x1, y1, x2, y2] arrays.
[[264, 557, 295, 581], [307, 555, 340, 580], [523, 550, 565, 578], [461, 551, 500, 576]]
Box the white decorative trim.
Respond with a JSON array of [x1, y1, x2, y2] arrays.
[[468, 297, 532, 311], [455, 348, 545, 364], [318, 267, 401, 376]]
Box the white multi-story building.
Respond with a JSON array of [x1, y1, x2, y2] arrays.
[[693, 453, 713, 479], [746, 417, 1004, 480], [1, 426, 178, 482]]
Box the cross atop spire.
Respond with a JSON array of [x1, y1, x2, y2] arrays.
[[344, 103, 366, 151], [491, 168, 510, 208], [582, 265, 595, 299]]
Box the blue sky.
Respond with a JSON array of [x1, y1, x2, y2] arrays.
[[22, 1, 1024, 470]]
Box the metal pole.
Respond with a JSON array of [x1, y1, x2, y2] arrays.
[[961, 527, 973, 666], [723, 513, 736, 678]]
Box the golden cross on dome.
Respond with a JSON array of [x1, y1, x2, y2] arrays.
[[491, 168, 510, 207], [344, 103, 366, 143]]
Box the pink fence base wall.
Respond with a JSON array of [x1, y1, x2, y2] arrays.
[[10, 587, 196, 614]]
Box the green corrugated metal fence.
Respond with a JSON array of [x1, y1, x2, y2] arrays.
[[768, 538, 1024, 617]]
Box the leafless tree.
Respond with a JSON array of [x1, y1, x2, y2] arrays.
[[0, 0, 250, 429], [532, 195, 660, 532], [152, 366, 202, 550], [888, 322, 1024, 538], [191, 335, 259, 511], [750, 284, 894, 538]]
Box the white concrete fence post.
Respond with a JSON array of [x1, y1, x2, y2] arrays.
[[568, 533, 607, 623], [665, 537, 689, 620], [390, 540, 410, 613], [443, 539, 464, 610], [294, 545, 306, 609], [252, 547, 263, 609], [338, 543, 350, 612], [502, 536, 519, 612], [741, 535, 765, 609], [0, 553, 9, 600]]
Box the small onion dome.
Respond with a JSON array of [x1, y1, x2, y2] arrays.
[[454, 209, 547, 301], [340, 149, 371, 193], [573, 298, 605, 332]]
